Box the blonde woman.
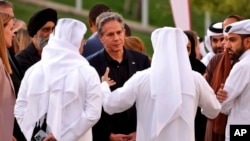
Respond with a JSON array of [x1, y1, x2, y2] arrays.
[[0, 12, 16, 141], [124, 36, 146, 54], [13, 28, 31, 54]]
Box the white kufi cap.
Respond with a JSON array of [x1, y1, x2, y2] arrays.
[[224, 19, 250, 35]]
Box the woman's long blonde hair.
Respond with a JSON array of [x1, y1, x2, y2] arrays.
[[0, 12, 13, 74]]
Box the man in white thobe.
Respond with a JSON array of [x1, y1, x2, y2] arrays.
[[217, 19, 250, 141], [201, 22, 224, 66], [101, 27, 221, 141], [14, 18, 102, 141]]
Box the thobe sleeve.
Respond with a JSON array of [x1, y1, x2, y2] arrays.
[[221, 64, 247, 115], [193, 72, 221, 119], [102, 74, 137, 115]]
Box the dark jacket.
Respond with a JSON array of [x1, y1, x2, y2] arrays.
[[7, 48, 26, 141], [15, 42, 41, 73], [87, 48, 150, 141], [83, 32, 103, 57], [8, 48, 23, 95]]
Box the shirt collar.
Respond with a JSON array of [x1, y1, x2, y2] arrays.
[[104, 48, 128, 64]]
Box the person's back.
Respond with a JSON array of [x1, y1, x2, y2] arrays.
[[102, 69, 220, 141], [101, 27, 221, 141], [15, 18, 102, 141]]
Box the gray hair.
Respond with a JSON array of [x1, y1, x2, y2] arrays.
[[0, 1, 13, 8], [96, 12, 125, 35]]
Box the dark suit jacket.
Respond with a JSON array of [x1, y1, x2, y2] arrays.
[[7, 48, 23, 95], [15, 42, 41, 73], [87, 48, 150, 141], [7, 49, 26, 141], [83, 32, 104, 57]]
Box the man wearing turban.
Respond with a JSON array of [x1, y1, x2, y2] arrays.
[[16, 8, 57, 73]]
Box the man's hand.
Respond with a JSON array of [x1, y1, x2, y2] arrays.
[[109, 133, 131, 141], [203, 73, 207, 80], [102, 67, 116, 86], [125, 132, 136, 141], [216, 83, 228, 103], [12, 136, 17, 141], [43, 133, 57, 141]]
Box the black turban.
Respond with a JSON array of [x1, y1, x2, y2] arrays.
[[27, 8, 57, 37]]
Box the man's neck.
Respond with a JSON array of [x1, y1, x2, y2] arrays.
[[107, 50, 124, 63]]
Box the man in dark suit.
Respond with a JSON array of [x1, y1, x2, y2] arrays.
[[83, 4, 111, 57], [87, 12, 150, 141]]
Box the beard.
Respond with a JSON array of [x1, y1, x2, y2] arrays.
[[37, 35, 49, 50], [229, 43, 245, 60], [213, 46, 224, 54]]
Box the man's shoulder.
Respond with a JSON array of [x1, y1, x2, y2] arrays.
[[125, 49, 151, 69], [126, 49, 148, 59], [86, 49, 104, 62], [83, 33, 103, 57], [208, 52, 224, 65], [212, 53, 224, 60], [85, 37, 102, 46], [85, 33, 101, 47], [15, 43, 37, 59], [126, 49, 150, 64]]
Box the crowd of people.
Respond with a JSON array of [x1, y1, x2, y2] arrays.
[[0, 1, 250, 141]]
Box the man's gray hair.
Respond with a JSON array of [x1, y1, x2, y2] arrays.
[[96, 12, 125, 35], [0, 0, 13, 8]]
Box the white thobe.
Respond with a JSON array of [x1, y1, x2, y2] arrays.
[[15, 62, 102, 141], [221, 50, 250, 141], [102, 69, 221, 141], [15, 18, 102, 141]]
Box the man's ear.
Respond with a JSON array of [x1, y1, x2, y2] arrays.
[[98, 34, 105, 44], [244, 36, 250, 49], [88, 19, 94, 28]]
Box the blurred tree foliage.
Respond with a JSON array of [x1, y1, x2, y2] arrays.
[[191, 0, 250, 18]]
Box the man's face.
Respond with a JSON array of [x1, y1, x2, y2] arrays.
[[99, 20, 125, 54], [34, 21, 55, 50], [210, 34, 224, 54], [224, 33, 246, 60], [0, 7, 14, 17]]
